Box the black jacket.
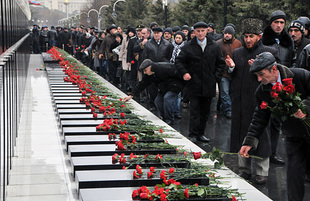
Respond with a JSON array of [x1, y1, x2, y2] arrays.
[[297, 44, 310, 70], [243, 65, 310, 149], [175, 35, 225, 97], [262, 26, 295, 68], [229, 40, 278, 156], [132, 62, 183, 96], [142, 38, 173, 62]]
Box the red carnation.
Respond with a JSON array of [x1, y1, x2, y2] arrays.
[[140, 193, 148, 199], [232, 196, 237, 201], [282, 78, 293, 85], [159, 129, 163, 133], [193, 152, 202, 160], [260, 101, 268, 109], [147, 171, 153, 178], [150, 167, 155, 172], [120, 112, 125, 118], [93, 113, 97, 118], [132, 190, 139, 198], [184, 188, 189, 198], [169, 167, 174, 174]]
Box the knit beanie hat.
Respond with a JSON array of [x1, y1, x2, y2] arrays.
[[269, 10, 286, 24], [164, 28, 173, 35], [174, 31, 186, 41], [224, 26, 235, 35], [288, 20, 305, 33]]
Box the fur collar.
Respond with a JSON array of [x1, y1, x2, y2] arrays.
[[262, 26, 293, 48]]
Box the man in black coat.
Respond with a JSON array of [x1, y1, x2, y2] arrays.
[[240, 52, 310, 201], [175, 21, 225, 143], [262, 10, 295, 166], [123, 59, 183, 125], [142, 27, 174, 111], [225, 18, 278, 185]]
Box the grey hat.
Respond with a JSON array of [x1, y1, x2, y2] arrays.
[[250, 52, 276, 73], [224, 26, 235, 35], [242, 18, 263, 35], [289, 20, 305, 33], [193, 21, 208, 29], [139, 59, 153, 71], [270, 10, 286, 23]]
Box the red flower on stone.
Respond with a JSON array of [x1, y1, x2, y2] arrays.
[[159, 129, 163, 133], [140, 193, 148, 199], [133, 171, 139, 179], [283, 84, 295, 94], [117, 141, 125, 150], [184, 151, 188, 156], [120, 112, 125, 118], [122, 166, 126, 169], [169, 167, 174, 174], [147, 171, 153, 178], [184, 188, 189, 198], [160, 193, 167, 201], [121, 104, 125, 108], [132, 190, 139, 198], [260, 101, 268, 109], [93, 113, 97, 118], [283, 78, 293, 85], [232, 196, 237, 201], [160, 170, 166, 180], [150, 167, 155, 172], [193, 152, 202, 160]]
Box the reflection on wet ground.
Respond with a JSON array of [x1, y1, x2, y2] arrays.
[[143, 97, 310, 201]]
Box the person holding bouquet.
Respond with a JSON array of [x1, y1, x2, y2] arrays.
[[240, 52, 310, 201]]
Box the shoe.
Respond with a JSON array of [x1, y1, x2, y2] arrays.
[[197, 135, 210, 142], [174, 114, 182, 119], [254, 175, 267, 185], [238, 172, 251, 180], [225, 112, 231, 119], [149, 107, 156, 111], [189, 137, 197, 143], [165, 120, 174, 125], [182, 103, 188, 108], [270, 154, 285, 165]]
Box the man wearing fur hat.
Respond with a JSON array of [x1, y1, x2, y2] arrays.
[[288, 20, 310, 61], [216, 25, 242, 119], [225, 18, 278, 185], [240, 52, 310, 201]]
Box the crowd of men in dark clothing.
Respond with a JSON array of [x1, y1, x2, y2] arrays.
[[30, 12, 310, 201]]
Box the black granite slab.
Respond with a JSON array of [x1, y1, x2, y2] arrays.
[[56, 104, 87, 108], [68, 144, 177, 157], [62, 127, 135, 136], [64, 135, 164, 150], [58, 109, 92, 114], [75, 169, 209, 189], [52, 90, 80, 93], [53, 93, 85, 97], [79, 187, 232, 201], [71, 155, 190, 175]]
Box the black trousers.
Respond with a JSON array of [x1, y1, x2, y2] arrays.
[[270, 117, 282, 155], [286, 137, 310, 201], [188, 96, 212, 137]]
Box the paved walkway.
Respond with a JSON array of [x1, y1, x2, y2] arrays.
[[6, 54, 76, 201]]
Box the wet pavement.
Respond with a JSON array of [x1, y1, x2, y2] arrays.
[[141, 96, 310, 201]]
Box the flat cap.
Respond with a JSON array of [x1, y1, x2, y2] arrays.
[[139, 59, 153, 71], [193, 21, 208, 29], [109, 25, 117, 30], [152, 27, 163, 32], [250, 52, 276, 73]]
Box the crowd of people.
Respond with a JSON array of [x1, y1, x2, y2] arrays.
[[31, 10, 310, 201]]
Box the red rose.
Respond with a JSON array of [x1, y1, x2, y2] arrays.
[[283, 84, 295, 94], [193, 152, 202, 160], [272, 82, 283, 92], [282, 78, 293, 85], [271, 91, 278, 98], [184, 188, 189, 198], [260, 101, 268, 109]]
